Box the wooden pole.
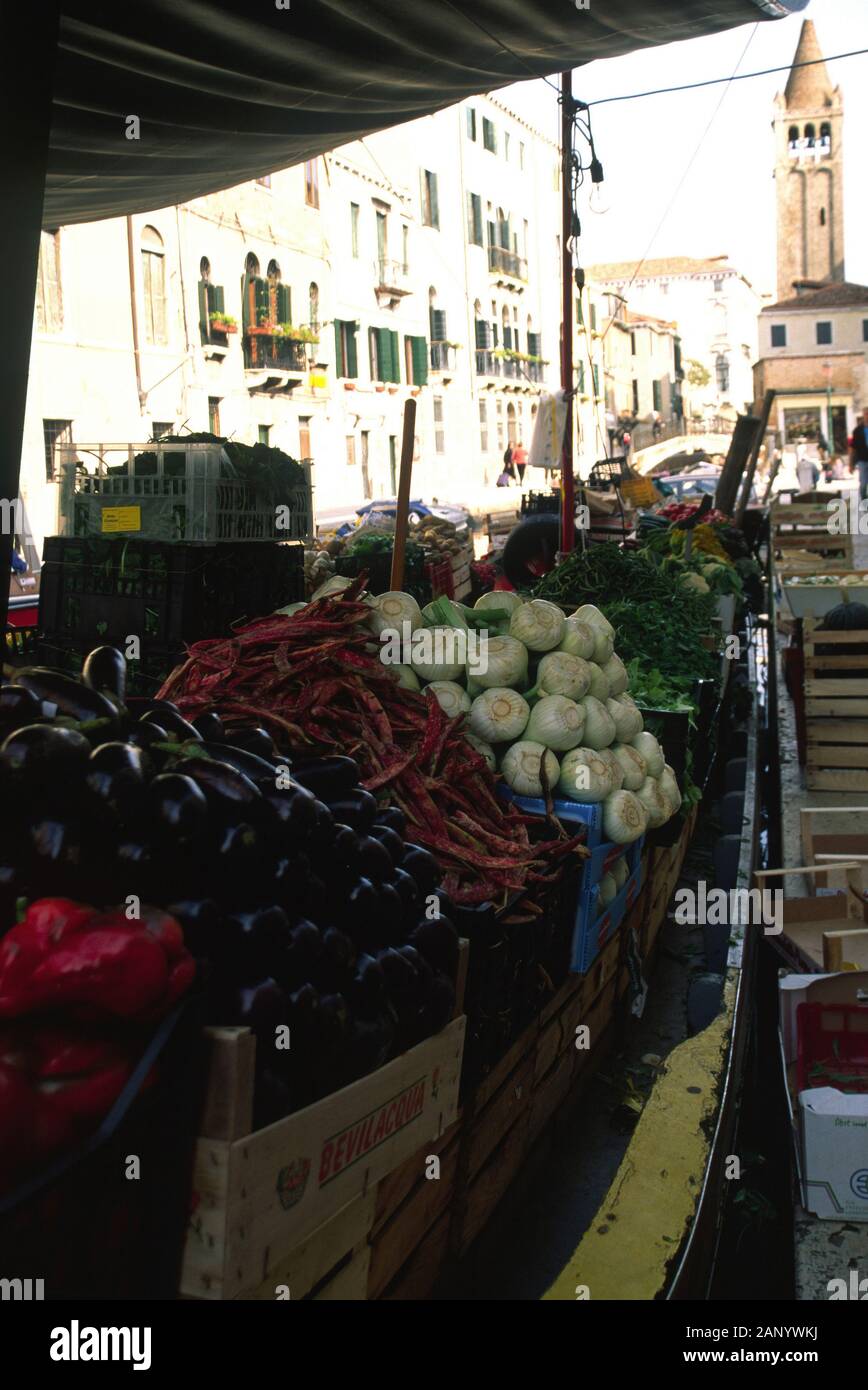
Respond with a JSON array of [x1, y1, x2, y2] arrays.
[[735, 389, 774, 528], [559, 70, 575, 555], [390, 397, 417, 591]]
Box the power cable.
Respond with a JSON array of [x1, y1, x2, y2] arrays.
[[588, 45, 868, 107]]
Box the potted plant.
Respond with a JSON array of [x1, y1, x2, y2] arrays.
[[209, 312, 238, 335], [247, 320, 276, 337], [374, 382, 386, 392]]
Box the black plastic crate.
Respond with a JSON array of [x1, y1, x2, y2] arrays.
[[335, 544, 426, 599], [38, 537, 304, 653], [36, 635, 183, 696], [520, 490, 560, 517]]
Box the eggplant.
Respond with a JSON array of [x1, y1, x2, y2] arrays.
[[398, 944, 433, 1001], [290, 756, 360, 800], [351, 953, 387, 1018], [14, 668, 120, 725], [0, 724, 91, 785], [127, 721, 169, 751], [140, 707, 202, 742], [277, 918, 323, 989], [199, 741, 280, 788], [215, 905, 292, 982], [149, 773, 210, 839], [401, 844, 441, 896], [307, 798, 337, 852], [303, 874, 327, 918], [421, 972, 456, 1038], [219, 978, 287, 1046], [356, 834, 393, 885], [336, 875, 378, 938], [344, 1012, 395, 1082], [390, 866, 420, 918], [171, 758, 263, 819], [213, 822, 263, 881], [167, 898, 221, 956], [224, 726, 276, 760], [409, 917, 459, 978], [331, 823, 362, 878], [0, 684, 43, 727], [322, 788, 378, 832], [193, 711, 224, 741], [321, 927, 357, 978], [372, 807, 406, 835], [369, 825, 405, 868], [376, 881, 404, 943], [264, 786, 319, 839], [86, 742, 148, 813], [82, 646, 127, 705]]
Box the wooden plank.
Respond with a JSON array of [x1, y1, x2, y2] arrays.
[[470, 1018, 536, 1112], [314, 1244, 372, 1301], [452, 1109, 531, 1257], [806, 697, 868, 718], [371, 1120, 460, 1234], [381, 1209, 452, 1300], [181, 1016, 465, 1300], [806, 720, 868, 743], [808, 768, 868, 791], [572, 977, 619, 1084], [807, 746, 868, 769], [236, 1190, 376, 1302], [822, 929, 868, 972], [198, 1028, 256, 1142], [805, 679, 868, 698], [539, 972, 581, 1027], [805, 655, 868, 671], [803, 624, 868, 644], [527, 1047, 573, 1150], [463, 1053, 534, 1181], [367, 1136, 460, 1298]]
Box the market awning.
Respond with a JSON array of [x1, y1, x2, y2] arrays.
[[44, 0, 807, 227]]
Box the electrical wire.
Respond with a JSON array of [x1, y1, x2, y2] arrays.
[[588, 45, 868, 107]]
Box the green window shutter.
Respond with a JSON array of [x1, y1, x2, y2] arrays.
[[475, 319, 490, 350], [577, 361, 585, 393], [334, 319, 344, 374], [413, 337, 428, 387], [212, 284, 225, 314], [592, 364, 600, 396], [374, 327, 389, 381], [503, 325, 512, 350], [346, 324, 358, 379], [430, 309, 447, 341], [528, 332, 540, 358], [276, 283, 291, 324], [389, 330, 400, 382], [242, 272, 252, 330], [429, 174, 439, 230], [198, 280, 209, 337], [254, 276, 270, 325], [652, 380, 662, 412]]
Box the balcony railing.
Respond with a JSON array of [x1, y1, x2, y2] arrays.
[[488, 246, 528, 281], [243, 332, 308, 373], [375, 258, 411, 294], [430, 342, 456, 372], [475, 350, 501, 376]]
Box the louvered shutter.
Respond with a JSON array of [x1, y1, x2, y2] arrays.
[[276, 283, 291, 325], [389, 330, 400, 382], [212, 284, 225, 314], [527, 332, 540, 359], [334, 320, 344, 374], [475, 319, 490, 349], [430, 309, 447, 342], [374, 327, 389, 381], [412, 337, 428, 387], [577, 361, 585, 392], [429, 174, 439, 229], [503, 325, 512, 351], [346, 324, 358, 378], [198, 280, 209, 338], [254, 276, 270, 326], [242, 273, 253, 330]]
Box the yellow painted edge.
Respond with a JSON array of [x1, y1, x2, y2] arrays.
[[543, 971, 737, 1301]]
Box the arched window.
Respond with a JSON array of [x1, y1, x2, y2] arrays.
[[715, 354, 730, 394], [308, 282, 319, 331], [819, 122, 831, 153], [506, 401, 517, 445], [266, 260, 289, 326], [141, 226, 166, 345], [804, 123, 815, 147], [200, 256, 211, 282], [820, 208, 826, 227], [788, 125, 799, 151], [501, 304, 513, 354], [245, 252, 260, 277]]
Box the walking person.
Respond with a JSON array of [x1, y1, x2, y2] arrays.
[[849, 408, 868, 501], [502, 441, 515, 484], [512, 439, 528, 486]]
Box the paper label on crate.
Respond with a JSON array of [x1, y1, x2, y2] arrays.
[[101, 505, 142, 533]]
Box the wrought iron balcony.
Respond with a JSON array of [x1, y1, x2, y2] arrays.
[[430, 342, 457, 372], [488, 246, 528, 281], [475, 350, 501, 377], [375, 258, 412, 297], [243, 332, 308, 373]]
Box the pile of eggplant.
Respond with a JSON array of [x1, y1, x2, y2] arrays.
[[0, 650, 460, 1121]]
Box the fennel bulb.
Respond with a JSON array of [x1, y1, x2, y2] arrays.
[[475, 590, 524, 615], [580, 695, 616, 749], [573, 604, 614, 641], [586, 662, 611, 702], [610, 742, 647, 792], [615, 694, 644, 739], [426, 681, 470, 716], [536, 651, 592, 701], [468, 687, 530, 743], [464, 733, 496, 771], [525, 695, 585, 752], [631, 731, 664, 778], [367, 591, 424, 637], [596, 747, 625, 791], [558, 617, 596, 661], [469, 634, 528, 690], [601, 654, 628, 697], [509, 599, 566, 653], [602, 790, 648, 844], [591, 628, 614, 665], [659, 764, 682, 813], [311, 575, 357, 601], [501, 741, 560, 798], [598, 873, 617, 911], [392, 664, 421, 691], [610, 855, 629, 891], [606, 698, 635, 744], [558, 747, 614, 803], [409, 626, 466, 682], [636, 776, 672, 828]]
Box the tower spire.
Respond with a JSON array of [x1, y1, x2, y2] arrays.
[[784, 19, 835, 109]]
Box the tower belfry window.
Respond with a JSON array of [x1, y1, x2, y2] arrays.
[[819, 123, 831, 154], [804, 123, 815, 148]]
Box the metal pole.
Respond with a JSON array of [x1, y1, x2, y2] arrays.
[[390, 398, 417, 592], [559, 70, 575, 555]]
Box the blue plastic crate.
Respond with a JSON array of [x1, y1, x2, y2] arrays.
[[498, 786, 608, 847], [584, 834, 644, 892], [571, 853, 646, 975]]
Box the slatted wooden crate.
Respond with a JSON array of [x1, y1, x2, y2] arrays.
[[800, 805, 868, 890], [803, 618, 868, 790], [771, 498, 853, 566]]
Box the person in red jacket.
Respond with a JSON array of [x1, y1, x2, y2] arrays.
[[512, 440, 528, 485]]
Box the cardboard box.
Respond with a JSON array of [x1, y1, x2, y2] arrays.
[[799, 1089, 868, 1221]]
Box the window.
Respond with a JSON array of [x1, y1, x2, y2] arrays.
[[523, 219, 529, 259], [304, 160, 319, 208], [42, 419, 73, 481], [298, 416, 312, 460], [804, 123, 815, 147], [256, 175, 272, 188], [819, 122, 831, 152], [151, 422, 174, 440], [308, 283, 319, 332], [863, 320, 868, 343], [577, 361, 585, 394], [267, 259, 290, 326], [519, 141, 525, 170], [713, 277, 723, 292], [198, 258, 227, 341], [482, 117, 497, 153], [466, 107, 476, 141], [630, 331, 636, 356], [402, 224, 409, 273], [350, 203, 360, 257], [141, 225, 167, 345], [421, 170, 439, 229], [592, 364, 600, 397], [816, 321, 832, 346], [479, 399, 488, 452], [771, 323, 787, 348], [504, 132, 510, 161], [404, 334, 429, 386], [258, 425, 271, 445], [715, 354, 730, 393], [467, 192, 484, 246], [35, 230, 62, 332], [576, 296, 583, 326], [632, 380, 639, 414], [346, 436, 356, 467], [370, 326, 400, 383], [589, 303, 597, 332], [496, 397, 504, 449], [334, 319, 359, 378], [652, 380, 662, 412], [208, 398, 221, 435], [433, 396, 445, 453], [819, 208, 826, 226]]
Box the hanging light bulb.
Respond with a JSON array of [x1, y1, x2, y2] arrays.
[[589, 181, 610, 215]]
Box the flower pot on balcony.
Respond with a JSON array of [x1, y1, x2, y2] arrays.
[[210, 319, 238, 335], [247, 325, 275, 337], [410, 387, 422, 397], [374, 383, 385, 392], [387, 385, 399, 395], [343, 381, 356, 391]]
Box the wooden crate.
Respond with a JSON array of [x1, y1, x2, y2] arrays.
[[181, 1015, 466, 1299], [753, 862, 868, 972], [803, 619, 868, 790], [367, 1122, 461, 1298], [800, 805, 868, 890]]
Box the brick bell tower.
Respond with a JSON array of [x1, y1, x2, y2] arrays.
[[773, 19, 844, 300]]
